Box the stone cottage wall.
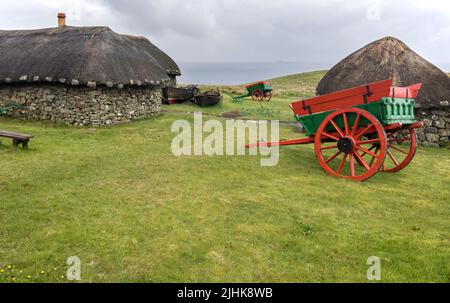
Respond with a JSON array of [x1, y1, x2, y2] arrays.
[[0, 84, 162, 126], [416, 105, 450, 147]]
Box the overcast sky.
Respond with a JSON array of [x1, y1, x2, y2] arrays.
[[0, 0, 449, 69]]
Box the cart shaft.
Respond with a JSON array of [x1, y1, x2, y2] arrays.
[[246, 136, 315, 148]]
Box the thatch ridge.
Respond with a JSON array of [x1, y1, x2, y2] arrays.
[[317, 37, 450, 109], [0, 26, 181, 87]]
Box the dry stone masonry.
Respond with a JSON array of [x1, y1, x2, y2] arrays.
[[0, 84, 162, 126], [416, 103, 450, 147]]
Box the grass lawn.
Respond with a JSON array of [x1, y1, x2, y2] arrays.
[[0, 71, 449, 283]]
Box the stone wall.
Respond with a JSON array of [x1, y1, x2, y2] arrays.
[[416, 106, 450, 147], [0, 84, 162, 126]]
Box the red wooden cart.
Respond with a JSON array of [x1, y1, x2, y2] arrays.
[[247, 79, 424, 181]]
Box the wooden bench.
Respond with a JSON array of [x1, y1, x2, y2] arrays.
[[0, 131, 33, 149]]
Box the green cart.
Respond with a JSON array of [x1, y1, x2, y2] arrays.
[[236, 81, 273, 102]]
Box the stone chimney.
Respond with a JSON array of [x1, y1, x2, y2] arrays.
[[58, 13, 66, 28]]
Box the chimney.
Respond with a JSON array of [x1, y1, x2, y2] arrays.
[[57, 13, 66, 28]]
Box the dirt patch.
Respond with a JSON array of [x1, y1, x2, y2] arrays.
[[222, 111, 242, 119]]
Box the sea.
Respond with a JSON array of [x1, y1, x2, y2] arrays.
[[177, 61, 450, 86], [177, 62, 333, 85]]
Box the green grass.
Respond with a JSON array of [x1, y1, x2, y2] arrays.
[[0, 115, 449, 283], [166, 71, 327, 122], [0, 71, 449, 283]]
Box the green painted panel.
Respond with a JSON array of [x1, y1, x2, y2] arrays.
[[247, 83, 273, 94], [295, 98, 417, 136]]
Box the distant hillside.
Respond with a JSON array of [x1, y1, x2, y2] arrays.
[[200, 70, 327, 98], [268, 70, 327, 98], [200, 70, 448, 98]]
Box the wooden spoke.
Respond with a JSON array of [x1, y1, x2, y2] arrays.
[[321, 145, 338, 151], [387, 150, 400, 167], [357, 146, 380, 158], [330, 119, 345, 138], [355, 124, 374, 139], [321, 132, 340, 141], [390, 138, 411, 144], [359, 145, 376, 158], [369, 147, 379, 167], [349, 154, 356, 177], [351, 114, 361, 135], [337, 154, 348, 175], [389, 145, 409, 155], [343, 113, 350, 136], [358, 138, 381, 145], [326, 151, 342, 164], [354, 151, 370, 171]]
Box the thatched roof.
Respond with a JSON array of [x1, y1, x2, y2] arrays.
[[0, 26, 181, 88], [317, 37, 450, 109]]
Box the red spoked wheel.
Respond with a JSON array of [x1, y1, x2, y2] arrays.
[[314, 108, 388, 182], [383, 128, 418, 172], [359, 127, 417, 173], [251, 89, 265, 102], [252, 89, 271, 102], [264, 91, 272, 102]]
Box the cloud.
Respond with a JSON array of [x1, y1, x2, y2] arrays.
[[0, 0, 449, 70]]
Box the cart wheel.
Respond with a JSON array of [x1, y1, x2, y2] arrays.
[[358, 127, 418, 173], [252, 89, 264, 102], [264, 91, 272, 102], [382, 128, 417, 173], [314, 108, 387, 182]]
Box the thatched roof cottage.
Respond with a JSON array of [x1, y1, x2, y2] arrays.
[[317, 37, 450, 146], [0, 14, 181, 126]]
